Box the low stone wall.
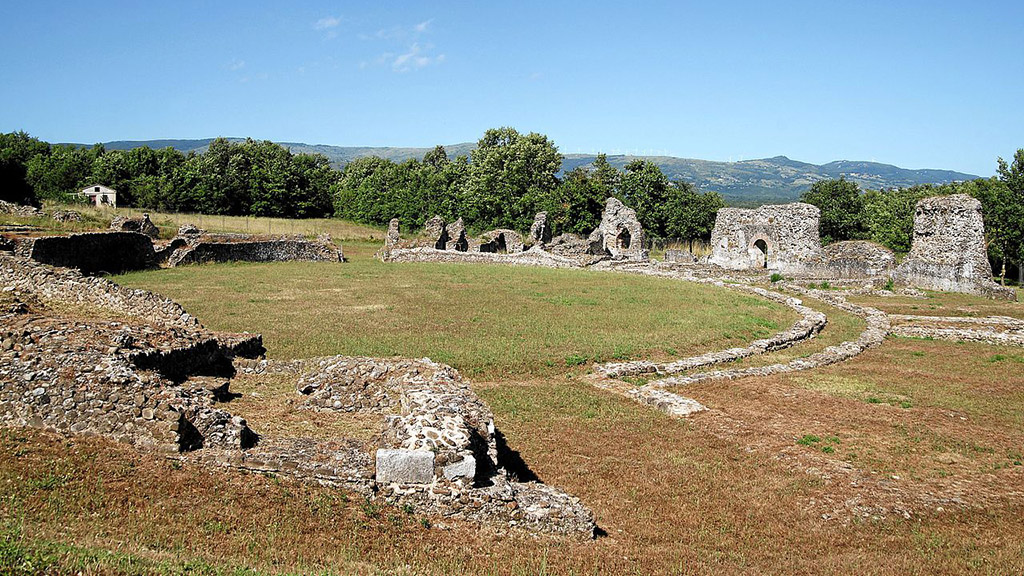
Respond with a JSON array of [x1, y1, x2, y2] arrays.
[[0, 253, 198, 327], [805, 240, 896, 279], [382, 246, 585, 269], [14, 231, 156, 274], [167, 237, 342, 267], [294, 356, 496, 484], [597, 283, 827, 378], [888, 314, 1024, 347]]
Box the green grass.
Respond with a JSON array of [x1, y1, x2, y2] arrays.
[[113, 243, 797, 380]]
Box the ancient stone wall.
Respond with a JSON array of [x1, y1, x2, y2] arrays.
[[0, 253, 198, 326], [14, 232, 156, 274], [530, 212, 551, 246], [708, 203, 823, 274], [166, 237, 343, 267], [803, 240, 896, 279], [110, 214, 159, 238], [893, 194, 1015, 300], [590, 197, 647, 260], [472, 229, 525, 254]]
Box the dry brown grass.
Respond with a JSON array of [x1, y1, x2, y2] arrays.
[[227, 372, 382, 443]]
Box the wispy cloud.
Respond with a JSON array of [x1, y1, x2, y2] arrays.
[[391, 42, 445, 72], [314, 16, 341, 30], [314, 15, 341, 39], [226, 58, 246, 71], [362, 19, 444, 73]]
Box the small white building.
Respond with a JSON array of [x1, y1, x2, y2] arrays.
[[78, 184, 117, 208]]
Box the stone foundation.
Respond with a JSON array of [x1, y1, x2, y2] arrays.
[[14, 232, 157, 274]]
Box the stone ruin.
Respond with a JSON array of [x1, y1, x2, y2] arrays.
[[2, 226, 343, 274], [702, 194, 1014, 300], [588, 197, 648, 260], [708, 203, 824, 274], [110, 214, 159, 238], [893, 194, 1015, 299], [530, 212, 551, 246], [812, 241, 896, 280], [379, 198, 650, 267], [0, 252, 595, 537]]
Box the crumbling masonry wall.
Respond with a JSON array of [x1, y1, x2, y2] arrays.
[[708, 203, 823, 274], [894, 194, 1015, 300], [14, 232, 157, 274]]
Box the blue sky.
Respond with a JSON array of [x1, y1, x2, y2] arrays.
[[1, 1, 1021, 176]]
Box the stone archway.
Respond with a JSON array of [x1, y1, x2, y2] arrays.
[[616, 228, 632, 251], [752, 238, 768, 268]]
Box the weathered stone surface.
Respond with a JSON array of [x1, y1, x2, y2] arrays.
[[530, 212, 551, 246], [590, 197, 648, 260], [0, 200, 42, 217], [709, 203, 823, 273], [443, 454, 477, 480], [110, 214, 159, 238], [445, 218, 469, 252], [815, 240, 896, 279], [51, 210, 82, 223], [474, 229, 524, 254], [177, 224, 204, 236], [423, 216, 447, 249], [376, 449, 435, 484], [385, 218, 400, 250], [663, 249, 695, 264], [893, 194, 1015, 300], [546, 234, 606, 265], [13, 232, 156, 274], [166, 236, 342, 267]]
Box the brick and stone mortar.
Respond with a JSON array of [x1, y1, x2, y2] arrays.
[[893, 194, 1016, 300]]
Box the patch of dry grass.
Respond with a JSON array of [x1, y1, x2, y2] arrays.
[[227, 372, 382, 443]]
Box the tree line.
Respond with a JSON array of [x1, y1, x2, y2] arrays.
[[799, 149, 1024, 284], [0, 128, 725, 241]]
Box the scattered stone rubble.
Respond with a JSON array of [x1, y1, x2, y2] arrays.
[[0, 252, 594, 537], [0, 200, 43, 218]]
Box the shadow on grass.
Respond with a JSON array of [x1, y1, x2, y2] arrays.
[[495, 429, 540, 483]]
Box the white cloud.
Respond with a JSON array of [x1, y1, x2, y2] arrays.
[[314, 16, 341, 30], [390, 43, 444, 72], [227, 58, 246, 71], [413, 19, 432, 33]]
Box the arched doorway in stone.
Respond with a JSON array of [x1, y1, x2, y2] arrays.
[[616, 228, 632, 251], [752, 238, 768, 268]]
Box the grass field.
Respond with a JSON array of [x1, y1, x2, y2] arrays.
[[114, 243, 796, 380], [4, 222, 1024, 574]]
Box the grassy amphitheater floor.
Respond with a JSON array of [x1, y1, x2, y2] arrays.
[[3, 241, 1024, 575]]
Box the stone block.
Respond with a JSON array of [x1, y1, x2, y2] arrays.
[[376, 448, 435, 484], [442, 454, 476, 480]]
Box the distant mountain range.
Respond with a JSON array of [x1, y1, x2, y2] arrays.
[[78, 138, 980, 204]]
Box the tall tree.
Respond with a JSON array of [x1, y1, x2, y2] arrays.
[[619, 159, 670, 237], [800, 178, 865, 244], [461, 127, 562, 231]]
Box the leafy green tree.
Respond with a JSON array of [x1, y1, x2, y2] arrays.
[[619, 159, 670, 236], [800, 178, 866, 244], [543, 166, 608, 235], [0, 131, 50, 205], [995, 149, 1024, 284], [25, 144, 95, 201], [461, 127, 562, 231], [664, 182, 726, 248]]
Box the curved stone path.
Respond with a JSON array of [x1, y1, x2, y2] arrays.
[[589, 265, 1023, 419]]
